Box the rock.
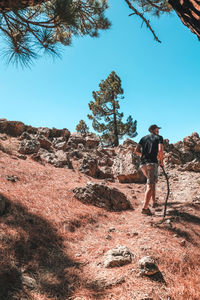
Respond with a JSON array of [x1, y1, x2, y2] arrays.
[[164, 153, 182, 165], [87, 275, 125, 290], [22, 274, 37, 290], [85, 134, 100, 149], [0, 120, 25, 137], [97, 147, 116, 158], [67, 133, 99, 150], [17, 154, 27, 160], [54, 141, 67, 151], [98, 166, 114, 179], [49, 127, 70, 140], [104, 245, 133, 268], [24, 125, 38, 134], [52, 150, 72, 168], [52, 137, 65, 145], [179, 159, 200, 172], [73, 182, 132, 211], [18, 139, 40, 154], [180, 239, 186, 247], [6, 175, 19, 182], [37, 127, 50, 138], [67, 132, 85, 148], [112, 148, 145, 183], [79, 156, 99, 177], [0, 134, 7, 141], [19, 132, 32, 140], [0, 194, 6, 215], [37, 135, 52, 150], [122, 138, 137, 148], [138, 256, 159, 276], [69, 150, 83, 160], [31, 153, 45, 165]]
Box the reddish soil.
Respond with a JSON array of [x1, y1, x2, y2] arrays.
[[0, 146, 200, 300]]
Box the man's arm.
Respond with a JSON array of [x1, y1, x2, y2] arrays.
[[158, 143, 164, 166], [135, 144, 142, 157]]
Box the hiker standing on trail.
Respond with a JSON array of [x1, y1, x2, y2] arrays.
[[135, 125, 164, 215]]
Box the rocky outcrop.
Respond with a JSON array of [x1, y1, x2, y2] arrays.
[[73, 182, 132, 211], [164, 132, 200, 171], [0, 119, 25, 137], [1, 119, 200, 176], [104, 245, 133, 268]]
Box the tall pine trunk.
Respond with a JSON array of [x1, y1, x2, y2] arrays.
[[0, 0, 47, 11], [169, 0, 200, 40], [112, 96, 119, 147]]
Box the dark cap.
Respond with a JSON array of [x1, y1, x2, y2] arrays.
[[148, 124, 161, 132]]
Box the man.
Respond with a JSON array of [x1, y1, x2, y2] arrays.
[[135, 125, 164, 215]]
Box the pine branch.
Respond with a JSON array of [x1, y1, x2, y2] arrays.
[[124, 0, 161, 43], [145, 0, 171, 12]]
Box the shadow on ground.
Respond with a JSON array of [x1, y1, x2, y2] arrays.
[[156, 206, 200, 247], [0, 194, 105, 300]]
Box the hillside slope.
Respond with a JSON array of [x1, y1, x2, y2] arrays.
[[0, 125, 199, 300]]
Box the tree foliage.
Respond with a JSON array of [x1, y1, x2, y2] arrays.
[[0, 0, 199, 67], [0, 0, 110, 66], [88, 71, 137, 147], [76, 119, 89, 134]]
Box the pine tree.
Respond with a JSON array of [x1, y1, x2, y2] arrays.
[[0, 0, 110, 66], [88, 71, 137, 147], [76, 120, 89, 134]]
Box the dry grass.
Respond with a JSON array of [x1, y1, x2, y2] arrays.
[[0, 147, 200, 299], [0, 135, 19, 155], [156, 248, 200, 300]]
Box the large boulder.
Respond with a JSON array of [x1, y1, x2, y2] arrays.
[[73, 182, 132, 211], [112, 147, 145, 183]]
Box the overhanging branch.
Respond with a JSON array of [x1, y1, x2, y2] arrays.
[[124, 0, 161, 42]]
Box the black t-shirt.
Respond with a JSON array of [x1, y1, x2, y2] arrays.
[[139, 133, 163, 164]]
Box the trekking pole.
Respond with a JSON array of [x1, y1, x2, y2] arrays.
[[160, 166, 170, 219]]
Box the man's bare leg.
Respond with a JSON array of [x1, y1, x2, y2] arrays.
[[143, 184, 154, 210], [151, 184, 156, 204]]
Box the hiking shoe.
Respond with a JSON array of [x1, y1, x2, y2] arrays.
[[141, 208, 152, 215], [152, 202, 159, 208]]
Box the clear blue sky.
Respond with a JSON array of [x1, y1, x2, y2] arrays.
[[0, 1, 199, 143]]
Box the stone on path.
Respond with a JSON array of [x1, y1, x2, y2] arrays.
[[138, 256, 159, 276], [104, 245, 133, 268]]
